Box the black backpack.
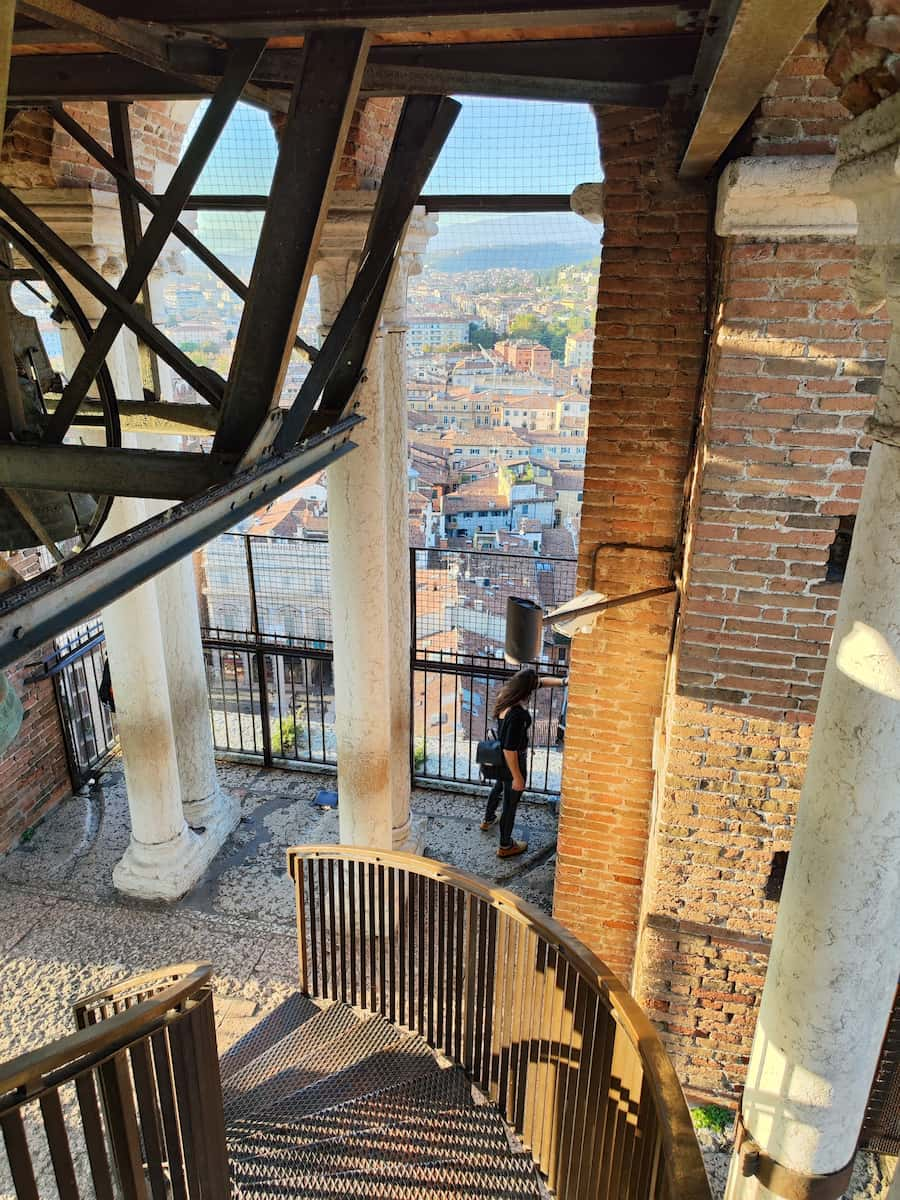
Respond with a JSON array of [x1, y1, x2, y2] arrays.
[[476, 730, 504, 779]]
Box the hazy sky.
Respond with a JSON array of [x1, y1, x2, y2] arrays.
[[190, 95, 602, 196]]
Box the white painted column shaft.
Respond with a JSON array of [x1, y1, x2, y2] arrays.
[[726, 99, 900, 1197], [328, 332, 395, 851], [724, 439, 900, 1197]]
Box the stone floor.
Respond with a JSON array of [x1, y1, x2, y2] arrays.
[[0, 758, 559, 1067], [0, 759, 893, 1199]]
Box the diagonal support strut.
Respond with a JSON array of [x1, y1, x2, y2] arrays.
[[44, 37, 266, 443], [212, 28, 372, 459], [272, 94, 461, 456]]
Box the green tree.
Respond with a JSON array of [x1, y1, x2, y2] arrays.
[[468, 323, 497, 350]]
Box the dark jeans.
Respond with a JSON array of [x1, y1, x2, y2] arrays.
[[485, 775, 524, 848]]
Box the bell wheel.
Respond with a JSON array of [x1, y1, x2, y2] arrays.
[[0, 217, 121, 563]]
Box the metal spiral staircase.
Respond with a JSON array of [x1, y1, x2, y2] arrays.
[[0, 848, 712, 1200]]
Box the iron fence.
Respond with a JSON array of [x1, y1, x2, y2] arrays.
[[33, 619, 117, 789], [411, 546, 577, 793], [48, 537, 579, 792]]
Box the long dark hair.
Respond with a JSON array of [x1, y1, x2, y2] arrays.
[[492, 667, 538, 719]]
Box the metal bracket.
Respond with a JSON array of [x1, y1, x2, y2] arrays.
[[735, 1114, 856, 1200]]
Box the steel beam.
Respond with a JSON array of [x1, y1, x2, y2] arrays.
[[0, 417, 361, 669], [0, 182, 223, 406], [0, 443, 231, 499], [679, 0, 828, 178], [62, 399, 219, 435], [273, 94, 461, 455], [45, 38, 265, 443], [108, 101, 161, 399], [49, 105, 316, 361], [213, 29, 371, 458], [172, 193, 575, 213], [361, 64, 665, 105]]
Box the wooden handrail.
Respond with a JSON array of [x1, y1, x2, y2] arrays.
[[0, 962, 229, 1200], [0, 963, 212, 1104], [287, 845, 711, 1200]]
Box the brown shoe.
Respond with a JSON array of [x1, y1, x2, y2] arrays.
[[497, 840, 528, 859], [480, 816, 499, 831]]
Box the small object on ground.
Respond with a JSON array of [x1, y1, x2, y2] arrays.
[[314, 789, 338, 809], [188, 825, 207, 835], [498, 840, 528, 859], [480, 816, 499, 831]]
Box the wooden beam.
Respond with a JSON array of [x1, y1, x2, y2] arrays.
[[9, 52, 209, 99], [680, 0, 828, 179], [0, 443, 231, 499], [15, 0, 283, 110], [172, 192, 577, 213], [73, 2, 700, 37], [44, 38, 265, 443], [213, 29, 371, 458]]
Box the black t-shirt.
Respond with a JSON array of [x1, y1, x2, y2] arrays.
[[499, 704, 531, 756]]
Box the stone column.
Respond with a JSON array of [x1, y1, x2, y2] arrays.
[[32, 188, 235, 895], [318, 196, 432, 852], [725, 98, 900, 1200]]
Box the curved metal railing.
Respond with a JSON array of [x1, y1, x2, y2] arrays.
[[0, 962, 229, 1199], [287, 845, 711, 1200]]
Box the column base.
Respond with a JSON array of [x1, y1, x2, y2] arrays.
[[183, 786, 241, 849], [113, 820, 218, 902], [393, 813, 426, 856]]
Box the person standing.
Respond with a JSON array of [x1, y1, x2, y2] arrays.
[[480, 666, 566, 857]]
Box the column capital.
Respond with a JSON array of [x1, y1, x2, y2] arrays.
[[833, 94, 900, 444], [14, 185, 124, 256]]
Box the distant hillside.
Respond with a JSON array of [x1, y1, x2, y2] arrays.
[[426, 211, 601, 273], [429, 241, 599, 272]]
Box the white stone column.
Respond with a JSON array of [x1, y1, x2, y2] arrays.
[[725, 99, 900, 1200], [33, 187, 235, 894], [318, 197, 432, 852]]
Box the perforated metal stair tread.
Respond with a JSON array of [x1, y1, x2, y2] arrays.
[[254, 1032, 438, 1121], [220, 993, 321, 1083], [230, 1102, 523, 1178], [223, 1001, 367, 1109], [221, 998, 547, 1200], [227, 1065, 475, 1158], [231, 1152, 546, 1199]]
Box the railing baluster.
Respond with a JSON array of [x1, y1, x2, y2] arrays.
[[129, 1040, 168, 1200], [582, 1001, 616, 1200], [193, 992, 231, 1200], [398, 869, 408, 1028], [417, 872, 427, 1037], [39, 1089, 80, 1200], [337, 858, 348, 1004], [377, 863, 387, 1018], [521, 935, 549, 1153], [481, 903, 499, 1091], [435, 878, 447, 1051], [387, 867, 398, 1026], [540, 954, 571, 1187], [98, 1052, 145, 1200], [295, 857, 309, 992], [368, 861, 378, 1014], [169, 1007, 210, 1200], [556, 973, 589, 1200], [75, 1071, 117, 1200], [307, 856, 319, 995], [348, 857, 359, 1007], [316, 858, 329, 1001], [326, 857, 338, 1003], [453, 887, 465, 1065], [490, 911, 510, 1104], [1, 1112, 40, 1200], [150, 1029, 189, 1200]]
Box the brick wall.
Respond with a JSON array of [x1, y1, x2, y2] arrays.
[[335, 98, 403, 190], [630, 39, 889, 1099], [552, 104, 711, 982], [1, 102, 191, 190], [0, 552, 72, 855]]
